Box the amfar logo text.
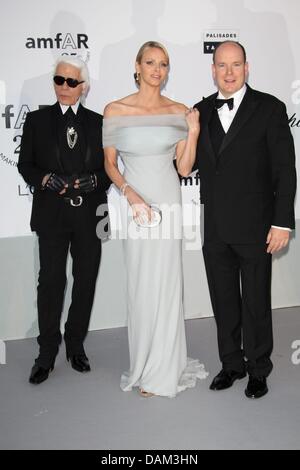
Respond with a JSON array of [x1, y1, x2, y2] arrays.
[[2, 104, 50, 129], [1, 105, 49, 166], [2, 104, 30, 129], [25, 33, 88, 49]]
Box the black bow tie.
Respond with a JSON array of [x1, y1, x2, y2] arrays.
[[215, 98, 234, 111]]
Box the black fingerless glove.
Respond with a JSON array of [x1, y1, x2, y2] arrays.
[[44, 173, 67, 193], [76, 173, 97, 193]]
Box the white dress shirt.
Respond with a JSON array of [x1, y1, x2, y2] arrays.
[[59, 100, 80, 115], [217, 84, 247, 134], [216, 84, 291, 232]]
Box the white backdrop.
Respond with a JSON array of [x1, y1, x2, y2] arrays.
[[0, 0, 299, 340]]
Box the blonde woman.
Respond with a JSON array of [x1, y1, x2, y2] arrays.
[[103, 41, 208, 397]]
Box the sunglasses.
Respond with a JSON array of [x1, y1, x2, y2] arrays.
[[53, 75, 84, 88]]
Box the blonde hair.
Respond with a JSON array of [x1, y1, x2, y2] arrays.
[[135, 41, 169, 64], [134, 41, 169, 85]]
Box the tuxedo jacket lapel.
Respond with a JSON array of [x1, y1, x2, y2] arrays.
[[201, 93, 218, 165], [78, 104, 91, 167], [218, 85, 260, 155], [50, 103, 64, 173]]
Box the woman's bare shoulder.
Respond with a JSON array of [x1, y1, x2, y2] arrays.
[[162, 97, 189, 114], [103, 94, 138, 117]]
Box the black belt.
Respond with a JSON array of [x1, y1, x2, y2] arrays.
[[63, 195, 83, 207]]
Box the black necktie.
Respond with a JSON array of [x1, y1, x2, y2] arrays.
[[65, 107, 78, 149], [65, 106, 76, 123], [215, 98, 234, 111]]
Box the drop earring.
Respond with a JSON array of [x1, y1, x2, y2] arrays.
[[134, 72, 140, 85]]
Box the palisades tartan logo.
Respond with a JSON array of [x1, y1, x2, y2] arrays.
[[203, 30, 240, 54]]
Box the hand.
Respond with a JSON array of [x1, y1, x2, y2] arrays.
[[125, 186, 153, 224], [185, 108, 200, 136], [44, 173, 68, 195], [74, 173, 97, 192], [266, 227, 290, 254]]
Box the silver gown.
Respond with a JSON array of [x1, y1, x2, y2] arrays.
[[103, 114, 208, 397]]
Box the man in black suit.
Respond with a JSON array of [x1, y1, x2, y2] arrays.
[[18, 57, 111, 384], [194, 41, 296, 398]]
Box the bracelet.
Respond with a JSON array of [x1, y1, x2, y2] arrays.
[[120, 182, 130, 196]]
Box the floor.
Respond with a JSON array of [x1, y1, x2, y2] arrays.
[[0, 307, 299, 450]]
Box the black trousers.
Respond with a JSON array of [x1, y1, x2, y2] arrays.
[[36, 204, 102, 368], [203, 237, 273, 377]]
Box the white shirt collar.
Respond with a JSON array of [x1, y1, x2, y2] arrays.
[[59, 100, 80, 115], [217, 84, 247, 109]]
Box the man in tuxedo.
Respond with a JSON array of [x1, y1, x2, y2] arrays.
[[194, 41, 296, 398], [18, 57, 111, 384]]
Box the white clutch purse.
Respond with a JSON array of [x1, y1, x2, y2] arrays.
[[134, 204, 162, 228]]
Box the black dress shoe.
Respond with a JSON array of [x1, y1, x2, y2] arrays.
[[29, 363, 54, 385], [67, 354, 91, 373], [210, 369, 246, 390], [245, 375, 268, 399]]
